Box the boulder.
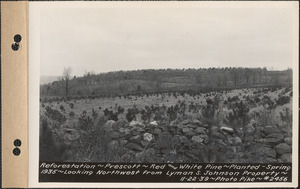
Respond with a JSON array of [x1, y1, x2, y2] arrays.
[[244, 124, 255, 134], [284, 137, 292, 145], [141, 140, 150, 147], [264, 126, 281, 135], [191, 135, 204, 143], [107, 140, 119, 150], [187, 124, 198, 129], [182, 127, 193, 133], [180, 120, 191, 125], [129, 135, 142, 144], [275, 143, 291, 155], [153, 128, 162, 135], [145, 148, 156, 156], [129, 120, 144, 127], [192, 119, 203, 126], [61, 128, 80, 141], [143, 133, 154, 142], [185, 131, 195, 137], [109, 131, 120, 139], [199, 134, 209, 144], [211, 132, 226, 140], [266, 133, 284, 141], [264, 147, 277, 158], [256, 138, 282, 145], [119, 127, 130, 135], [194, 127, 206, 134], [220, 126, 234, 134], [120, 139, 128, 145], [112, 120, 127, 131], [149, 121, 158, 126], [265, 157, 278, 163], [121, 153, 132, 161], [171, 135, 181, 146], [179, 135, 189, 144], [228, 136, 242, 146], [125, 143, 144, 151], [279, 153, 292, 163], [102, 120, 115, 133]]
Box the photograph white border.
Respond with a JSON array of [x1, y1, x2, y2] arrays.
[[29, 1, 299, 188]]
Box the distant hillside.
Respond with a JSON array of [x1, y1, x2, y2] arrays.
[[40, 75, 60, 85], [40, 67, 292, 97]]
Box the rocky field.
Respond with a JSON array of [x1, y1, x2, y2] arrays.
[[40, 87, 293, 163]]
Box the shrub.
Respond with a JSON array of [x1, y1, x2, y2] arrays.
[[45, 106, 66, 123], [276, 95, 290, 106], [126, 105, 139, 122], [78, 110, 93, 130]]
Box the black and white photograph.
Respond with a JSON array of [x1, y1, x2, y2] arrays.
[[28, 1, 298, 187]]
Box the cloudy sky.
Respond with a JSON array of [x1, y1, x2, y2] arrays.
[[40, 3, 296, 77]]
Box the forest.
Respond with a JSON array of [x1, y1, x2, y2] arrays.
[[40, 67, 292, 98]]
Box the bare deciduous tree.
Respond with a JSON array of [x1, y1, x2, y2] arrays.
[[62, 67, 72, 97]]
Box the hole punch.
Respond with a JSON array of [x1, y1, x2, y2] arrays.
[[14, 139, 22, 147], [11, 43, 20, 51], [14, 34, 22, 43], [13, 147, 21, 156]]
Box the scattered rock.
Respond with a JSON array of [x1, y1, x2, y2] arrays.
[[182, 127, 193, 133], [171, 135, 181, 146], [145, 148, 156, 156], [180, 120, 191, 125], [112, 120, 126, 131], [275, 143, 291, 155], [102, 120, 115, 133], [187, 124, 198, 129], [211, 132, 226, 140], [179, 135, 189, 144], [143, 133, 154, 142], [265, 157, 277, 163], [220, 126, 234, 134], [125, 143, 144, 151], [264, 147, 276, 158], [129, 120, 144, 127], [244, 124, 255, 134], [149, 121, 158, 126], [186, 153, 199, 160], [185, 131, 195, 137], [199, 134, 209, 144], [121, 153, 132, 161], [191, 135, 204, 143], [119, 127, 130, 135], [215, 139, 227, 146], [279, 153, 292, 163], [141, 140, 149, 147], [129, 135, 141, 144], [120, 139, 128, 145], [194, 127, 206, 134], [202, 124, 209, 128], [192, 119, 203, 126], [256, 138, 282, 145], [228, 136, 242, 146], [109, 131, 120, 139], [153, 128, 162, 135], [264, 126, 281, 135], [107, 140, 119, 150], [266, 133, 284, 140]]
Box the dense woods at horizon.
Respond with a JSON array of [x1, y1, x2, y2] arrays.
[[40, 67, 292, 98]]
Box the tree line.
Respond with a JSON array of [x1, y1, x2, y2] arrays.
[[40, 67, 292, 97]]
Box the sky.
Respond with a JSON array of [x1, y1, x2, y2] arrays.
[[40, 4, 296, 77]]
